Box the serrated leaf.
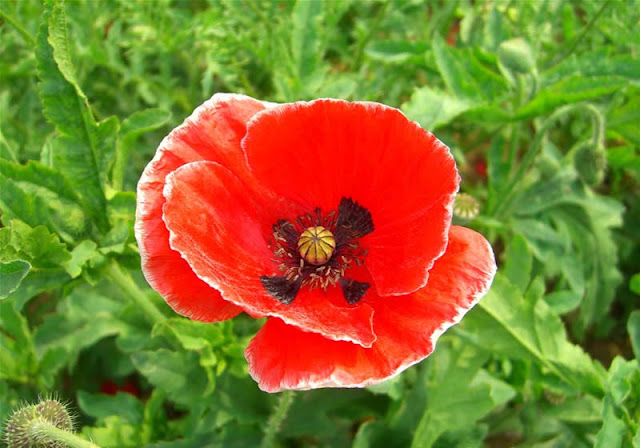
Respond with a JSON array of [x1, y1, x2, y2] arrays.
[[0, 260, 31, 299], [402, 86, 474, 130], [503, 234, 532, 293], [595, 358, 640, 447], [0, 159, 87, 241], [291, 0, 324, 81], [544, 290, 582, 315], [112, 108, 170, 190], [0, 220, 71, 308], [486, 134, 510, 209], [152, 318, 245, 395], [34, 286, 127, 369], [542, 52, 640, 87], [411, 342, 515, 448], [608, 89, 640, 146], [82, 416, 142, 448], [483, 7, 509, 52], [131, 349, 211, 407], [432, 34, 508, 103], [0, 300, 37, 382], [36, 0, 119, 233], [516, 75, 628, 120], [100, 192, 136, 254], [365, 40, 429, 64], [460, 273, 605, 395], [77, 391, 144, 424], [64, 240, 99, 278]]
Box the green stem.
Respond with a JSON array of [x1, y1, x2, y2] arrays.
[[492, 103, 604, 218], [28, 421, 101, 448], [261, 391, 295, 448], [0, 9, 36, 46], [106, 261, 165, 325]]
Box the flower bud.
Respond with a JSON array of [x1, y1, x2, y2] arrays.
[[574, 143, 606, 186], [498, 38, 536, 74], [5, 399, 73, 448]]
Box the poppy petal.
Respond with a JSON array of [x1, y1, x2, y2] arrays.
[[242, 99, 459, 297], [135, 93, 270, 322], [245, 226, 496, 392], [162, 161, 377, 347]]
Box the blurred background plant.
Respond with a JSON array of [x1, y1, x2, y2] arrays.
[[1, 0, 638, 446]]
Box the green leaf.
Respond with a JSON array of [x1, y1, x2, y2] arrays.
[[365, 40, 429, 64], [152, 318, 248, 395], [460, 273, 605, 395], [486, 134, 510, 209], [131, 349, 211, 407], [36, 0, 119, 233], [0, 159, 88, 241], [512, 171, 624, 331], [553, 198, 623, 333], [595, 357, 640, 447], [596, 396, 627, 448], [542, 52, 640, 87], [0, 260, 31, 299], [0, 220, 71, 308], [77, 391, 144, 424], [483, 6, 509, 52], [402, 86, 474, 130], [544, 290, 582, 315], [0, 300, 37, 383], [64, 240, 99, 278], [432, 34, 508, 103], [82, 416, 142, 448], [112, 108, 170, 190], [516, 76, 628, 120], [608, 88, 640, 146], [503, 234, 532, 293], [34, 286, 127, 368], [291, 0, 325, 81], [411, 342, 515, 448], [100, 192, 136, 254], [354, 421, 388, 448]]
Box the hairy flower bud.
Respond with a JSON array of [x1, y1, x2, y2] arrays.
[[574, 143, 607, 186], [498, 38, 536, 74], [5, 399, 73, 448]]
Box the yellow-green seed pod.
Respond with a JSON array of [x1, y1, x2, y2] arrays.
[[298, 226, 336, 265], [453, 193, 480, 220]]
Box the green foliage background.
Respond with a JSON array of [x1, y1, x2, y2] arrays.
[[1, 0, 639, 446]]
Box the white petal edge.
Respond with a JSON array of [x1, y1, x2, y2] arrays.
[[248, 234, 497, 393]]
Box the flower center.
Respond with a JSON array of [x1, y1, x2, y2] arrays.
[[260, 197, 374, 306], [297, 226, 336, 265]]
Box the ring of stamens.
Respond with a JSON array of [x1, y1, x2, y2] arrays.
[[261, 198, 374, 305]]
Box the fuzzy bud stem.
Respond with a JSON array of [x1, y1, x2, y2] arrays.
[[28, 421, 101, 448]]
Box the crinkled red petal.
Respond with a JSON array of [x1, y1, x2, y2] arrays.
[[162, 161, 377, 347], [245, 226, 496, 392], [242, 99, 459, 296], [135, 94, 269, 322]]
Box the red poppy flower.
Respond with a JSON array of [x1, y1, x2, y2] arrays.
[[136, 94, 496, 393]]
